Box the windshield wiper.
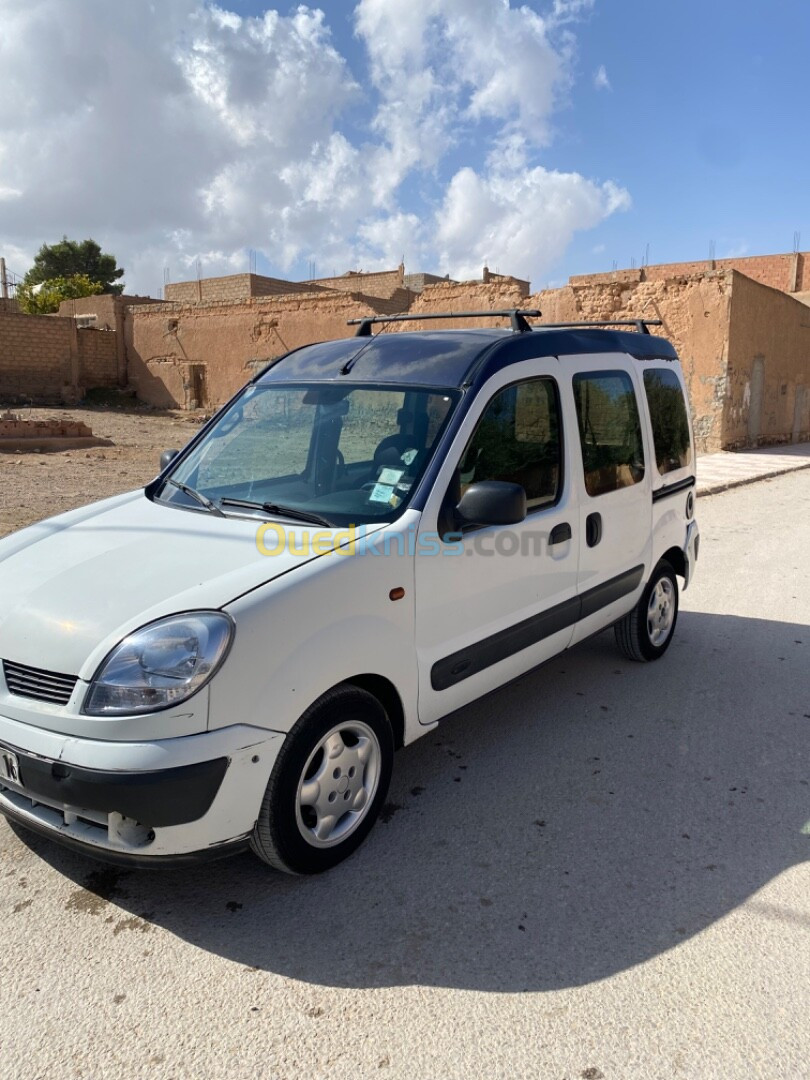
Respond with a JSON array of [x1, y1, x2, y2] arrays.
[[219, 498, 333, 528], [164, 478, 225, 517]]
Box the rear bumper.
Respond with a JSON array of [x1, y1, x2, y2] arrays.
[[0, 712, 284, 862], [683, 519, 700, 589]]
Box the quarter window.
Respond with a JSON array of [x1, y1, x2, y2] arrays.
[[643, 368, 692, 474], [573, 371, 645, 496], [458, 378, 561, 510]]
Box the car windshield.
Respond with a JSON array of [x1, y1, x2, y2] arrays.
[[158, 382, 459, 526]]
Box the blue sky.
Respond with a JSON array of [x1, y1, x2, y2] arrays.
[[1, 0, 808, 295], [551, 0, 810, 284]]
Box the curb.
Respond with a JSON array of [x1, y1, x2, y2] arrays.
[[697, 459, 810, 497]]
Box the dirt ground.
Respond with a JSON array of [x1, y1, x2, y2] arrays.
[[0, 406, 206, 539]]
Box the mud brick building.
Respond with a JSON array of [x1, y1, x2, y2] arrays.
[[1, 254, 808, 450]]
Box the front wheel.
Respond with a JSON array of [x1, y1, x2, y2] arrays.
[[250, 685, 394, 874], [615, 560, 679, 662]]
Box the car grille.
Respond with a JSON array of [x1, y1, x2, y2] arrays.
[[2, 660, 78, 706]]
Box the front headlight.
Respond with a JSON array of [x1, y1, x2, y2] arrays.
[[83, 612, 234, 716]]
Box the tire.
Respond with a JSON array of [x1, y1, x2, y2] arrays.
[[250, 684, 394, 874], [614, 559, 679, 662]]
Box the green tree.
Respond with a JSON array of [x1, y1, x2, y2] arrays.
[[23, 237, 124, 295], [17, 274, 104, 315]]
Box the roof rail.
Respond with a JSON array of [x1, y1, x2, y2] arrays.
[[535, 319, 663, 335], [348, 309, 542, 337]]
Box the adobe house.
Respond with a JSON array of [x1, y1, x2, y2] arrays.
[[4, 255, 807, 450]]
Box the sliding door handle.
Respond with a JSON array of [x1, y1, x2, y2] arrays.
[[586, 512, 602, 547], [549, 522, 572, 545]]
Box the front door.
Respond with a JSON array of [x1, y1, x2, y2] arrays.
[[414, 358, 579, 725]]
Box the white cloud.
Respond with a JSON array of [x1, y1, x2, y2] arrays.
[[355, 0, 567, 168], [435, 164, 630, 282], [0, 1, 361, 288], [0, 1, 629, 296], [549, 0, 596, 25], [593, 64, 611, 91], [718, 241, 749, 259]]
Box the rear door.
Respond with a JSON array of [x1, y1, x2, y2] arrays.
[[566, 356, 653, 645]]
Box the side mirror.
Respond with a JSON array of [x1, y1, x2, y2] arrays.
[[456, 481, 526, 527], [160, 449, 180, 472]]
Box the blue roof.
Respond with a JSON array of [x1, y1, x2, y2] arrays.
[[256, 327, 678, 390]]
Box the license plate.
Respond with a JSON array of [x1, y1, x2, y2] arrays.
[[0, 748, 22, 787]]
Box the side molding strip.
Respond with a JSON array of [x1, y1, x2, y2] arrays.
[[579, 564, 645, 620], [431, 564, 645, 691]]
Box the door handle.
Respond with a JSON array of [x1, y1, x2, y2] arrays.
[[549, 522, 572, 545], [586, 512, 602, 547]]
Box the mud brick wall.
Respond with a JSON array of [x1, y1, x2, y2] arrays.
[[0, 312, 77, 403], [394, 273, 767, 452], [302, 268, 406, 299], [402, 281, 532, 328], [535, 273, 734, 453], [164, 274, 332, 304], [0, 312, 118, 404], [407, 275, 733, 452], [124, 266, 808, 451], [77, 328, 119, 388], [571, 252, 810, 295], [725, 274, 810, 448], [404, 272, 453, 293], [126, 292, 388, 409], [57, 293, 161, 329], [0, 417, 93, 439], [57, 293, 164, 384], [538, 270, 809, 451]]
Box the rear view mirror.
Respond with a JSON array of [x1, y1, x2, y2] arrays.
[[456, 481, 526, 527]]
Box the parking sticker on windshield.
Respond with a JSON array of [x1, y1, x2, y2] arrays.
[[369, 483, 395, 504], [377, 468, 404, 486]]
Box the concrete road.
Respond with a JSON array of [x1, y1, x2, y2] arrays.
[[1, 473, 808, 1080]]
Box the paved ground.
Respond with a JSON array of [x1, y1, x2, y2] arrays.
[[0, 459, 807, 1075], [696, 441, 810, 495]]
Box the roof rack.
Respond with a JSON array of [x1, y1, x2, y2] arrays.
[[348, 309, 542, 337], [535, 319, 663, 335]]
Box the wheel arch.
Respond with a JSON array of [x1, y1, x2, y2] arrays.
[[661, 545, 686, 579], [340, 674, 406, 750]]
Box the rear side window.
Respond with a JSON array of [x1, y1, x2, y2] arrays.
[[643, 368, 692, 475], [459, 378, 561, 510], [573, 371, 645, 497]]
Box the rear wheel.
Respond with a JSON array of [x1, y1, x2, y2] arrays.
[[615, 560, 679, 662], [250, 685, 394, 874]]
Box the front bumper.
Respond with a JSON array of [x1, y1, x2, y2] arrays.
[[5, 747, 228, 828], [0, 711, 284, 862], [1, 804, 251, 867]]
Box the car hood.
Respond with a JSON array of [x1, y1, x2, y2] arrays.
[[0, 491, 366, 680]]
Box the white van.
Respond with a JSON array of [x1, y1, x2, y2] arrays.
[[0, 311, 699, 873]]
